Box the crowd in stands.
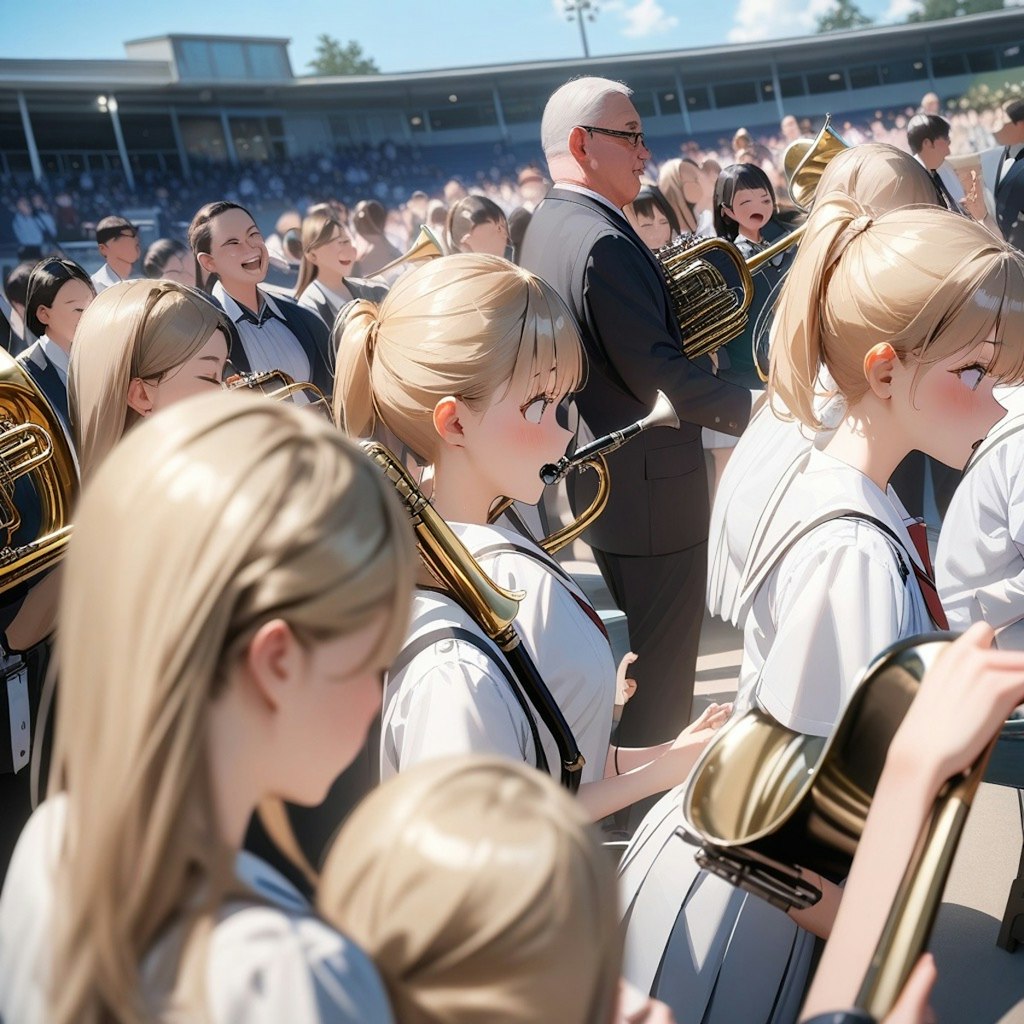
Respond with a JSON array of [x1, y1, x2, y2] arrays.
[[0, 91, 1012, 261]]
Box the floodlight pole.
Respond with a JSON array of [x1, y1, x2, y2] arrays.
[[565, 0, 598, 59]]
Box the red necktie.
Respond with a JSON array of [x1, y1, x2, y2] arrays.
[[906, 521, 949, 630], [570, 592, 609, 640]]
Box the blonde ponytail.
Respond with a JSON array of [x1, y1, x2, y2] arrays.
[[333, 298, 381, 438]]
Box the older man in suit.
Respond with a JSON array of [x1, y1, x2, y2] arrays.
[[520, 78, 751, 774]]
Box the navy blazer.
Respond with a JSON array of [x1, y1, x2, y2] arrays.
[[16, 341, 72, 450], [211, 288, 335, 399], [520, 187, 751, 556], [996, 149, 1024, 250]]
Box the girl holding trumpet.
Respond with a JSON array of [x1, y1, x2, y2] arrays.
[[334, 252, 730, 821]]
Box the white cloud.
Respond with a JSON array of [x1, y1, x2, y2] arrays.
[[618, 0, 680, 37], [881, 0, 919, 21], [727, 0, 835, 43], [553, 0, 678, 40]]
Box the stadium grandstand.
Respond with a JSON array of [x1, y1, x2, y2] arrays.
[[2, 7, 1023, 254]]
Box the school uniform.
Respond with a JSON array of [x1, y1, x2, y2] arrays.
[[211, 281, 333, 398], [0, 795, 394, 1024], [937, 386, 1024, 649], [620, 448, 932, 1024], [16, 335, 73, 454], [706, 387, 844, 626], [89, 262, 126, 293], [297, 278, 389, 329], [382, 521, 615, 786]]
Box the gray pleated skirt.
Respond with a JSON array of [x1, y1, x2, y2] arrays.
[[618, 784, 819, 1023]]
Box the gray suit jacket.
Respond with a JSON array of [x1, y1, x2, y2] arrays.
[[520, 187, 751, 556]]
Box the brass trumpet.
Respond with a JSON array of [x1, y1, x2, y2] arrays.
[[680, 634, 994, 1019], [663, 114, 849, 359], [224, 369, 332, 419], [374, 225, 446, 276], [489, 391, 679, 555]]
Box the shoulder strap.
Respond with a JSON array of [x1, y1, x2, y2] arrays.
[[388, 624, 549, 776], [472, 540, 609, 641]]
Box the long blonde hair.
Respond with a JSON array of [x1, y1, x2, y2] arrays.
[[317, 756, 622, 1024], [50, 392, 416, 1024], [333, 253, 584, 461], [68, 280, 233, 481], [769, 202, 1024, 429], [294, 206, 349, 300], [657, 157, 700, 234]]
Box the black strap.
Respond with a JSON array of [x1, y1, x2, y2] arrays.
[[388, 625, 550, 776]]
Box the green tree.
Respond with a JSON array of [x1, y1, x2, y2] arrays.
[[307, 35, 379, 75], [816, 0, 874, 32], [905, 0, 1004, 20]]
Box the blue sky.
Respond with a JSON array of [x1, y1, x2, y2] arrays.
[[3, 0, 918, 74]]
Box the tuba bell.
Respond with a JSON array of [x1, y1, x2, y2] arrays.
[[0, 347, 76, 597], [373, 225, 446, 276], [661, 114, 848, 360]]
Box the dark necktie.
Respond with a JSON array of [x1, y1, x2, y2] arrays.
[[906, 520, 949, 630], [930, 170, 960, 214], [237, 303, 277, 329]]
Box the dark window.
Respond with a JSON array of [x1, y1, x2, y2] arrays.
[[428, 103, 497, 131], [778, 74, 806, 98], [230, 117, 272, 161], [658, 91, 681, 115], [967, 48, 998, 73], [32, 112, 115, 151], [806, 69, 847, 94], [1001, 44, 1024, 69], [179, 116, 228, 161], [500, 94, 546, 124], [684, 86, 710, 111], [931, 53, 968, 77], [848, 64, 881, 89], [118, 113, 177, 150], [407, 113, 427, 133], [879, 57, 929, 84], [632, 92, 656, 118], [759, 79, 776, 101], [713, 81, 758, 108]]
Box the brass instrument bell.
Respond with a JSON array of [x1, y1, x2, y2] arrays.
[[374, 225, 446, 276], [783, 114, 850, 211]]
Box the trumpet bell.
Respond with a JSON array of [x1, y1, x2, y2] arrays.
[[682, 634, 950, 902], [374, 225, 445, 277], [783, 114, 849, 211]]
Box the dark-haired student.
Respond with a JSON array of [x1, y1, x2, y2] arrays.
[[18, 258, 95, 444], [906, 113, 965, 213], [90, 216, 140, 293], [188, 202, 333, 398], [3, 261, 35, 355], [142, 237, 197, 286]]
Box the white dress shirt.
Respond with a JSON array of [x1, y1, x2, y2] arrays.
[[382, 521, 615, 785], [937, 385, 1024, 650], [213, 281, 311, 386], [36, 335, 69, 386], [90, 262, 125, 293], [0, 796, 395, 1024]]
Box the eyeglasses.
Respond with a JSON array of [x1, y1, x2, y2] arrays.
[[577, 125, 647, 150]]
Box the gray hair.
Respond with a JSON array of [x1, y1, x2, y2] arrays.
[[541, 77, 633, 160]]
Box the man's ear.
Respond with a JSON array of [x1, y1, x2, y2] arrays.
[[126, 377, 156, 417], [97, 242, 109, 259], [863, 342, 898, 398], [243, 618, 301, 712], [567, 125, 590, 163], [432, 395, 469, 448], [196, 251, 217, 275]]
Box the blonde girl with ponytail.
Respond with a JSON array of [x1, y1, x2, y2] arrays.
[[617, 200, 1024, 1024], [334, 252, 729, 826], [0, 393, 415, 1023]]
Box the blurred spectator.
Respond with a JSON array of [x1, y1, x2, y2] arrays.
[[3, 260, 35, 353], [266, 210, 302, 265], [443, 178, 468, 204], [921, 91, 942, 115], [516, 166, 549, 213], [351, 199, 402, 277], [91, 216, 140, 292], [507, 206, 532, 264], [444, 195, 509, 256], [623, 185, 678, 251], [142, 238, 197, 285], [780, 115, 801, 144], [11, 197, 55, 259], [52, 192, 80, 241]]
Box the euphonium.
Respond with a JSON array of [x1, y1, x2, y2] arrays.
[[680, 633, 996, 1018], [662, 114, 848, 360], [489, 391, 680, 554], [362, 439, 586, 790], [0, 347, 76, 597]]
